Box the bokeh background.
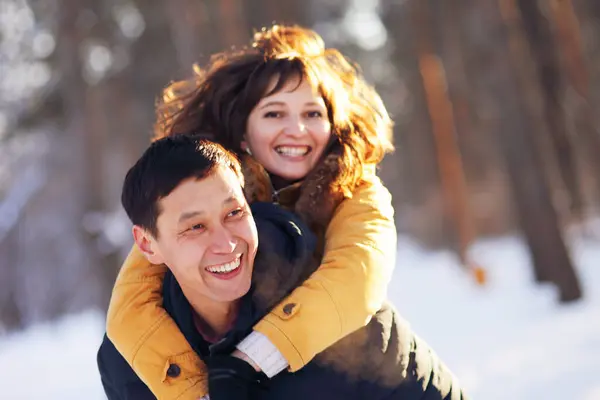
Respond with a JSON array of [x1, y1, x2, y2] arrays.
[[1, 0, 599, 398]]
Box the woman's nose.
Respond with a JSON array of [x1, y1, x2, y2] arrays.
[[283, 117, 307, 137]]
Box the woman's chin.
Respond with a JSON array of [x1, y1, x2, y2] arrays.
[[272, 169, 310, 183]]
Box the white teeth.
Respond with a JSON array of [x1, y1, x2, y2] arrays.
[[276, 146, 309, 156], [207, 257, 241, 274]]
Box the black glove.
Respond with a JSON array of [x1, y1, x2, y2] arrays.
[[205, 355, 263, 400]]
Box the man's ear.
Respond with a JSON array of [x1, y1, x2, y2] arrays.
[[132, 225, 164, 265]]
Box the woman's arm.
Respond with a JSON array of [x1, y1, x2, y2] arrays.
[[106, 246, 209, 400], [251, 173, 397, 371]]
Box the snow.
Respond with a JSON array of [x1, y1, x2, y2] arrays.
[[0, 310, 106, 399], [1, 234, 599, 399], [389, 233, 600, 400]]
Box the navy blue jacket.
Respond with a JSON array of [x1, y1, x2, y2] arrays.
[[98, 202, 467, 399]]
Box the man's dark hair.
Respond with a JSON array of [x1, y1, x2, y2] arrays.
[[121, 134, 243, 237]]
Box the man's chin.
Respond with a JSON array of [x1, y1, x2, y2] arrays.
[[213, 277, 252, 302], [231, 279, 252, 300]]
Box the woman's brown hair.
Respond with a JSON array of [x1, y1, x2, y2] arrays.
[[155, 25, 394, 196]]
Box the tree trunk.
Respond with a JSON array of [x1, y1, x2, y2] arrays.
[[549, 0, 600, 204], [246, 0, 314, 30], [497, 0, 582, 301], [437, 0, 488, 183], [0, 229, 24, 331], [381, 0, 446, 247], [412, 0, 485, 284], [517, 0, 584, 218], [164, 0, 212, 70]]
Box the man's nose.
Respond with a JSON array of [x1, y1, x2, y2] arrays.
[[210, 226, 237, 253]]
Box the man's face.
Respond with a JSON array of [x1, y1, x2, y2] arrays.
[[136, 166, 258, 303]]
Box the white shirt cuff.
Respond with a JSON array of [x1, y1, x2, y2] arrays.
[[235, 331, 289, 378]]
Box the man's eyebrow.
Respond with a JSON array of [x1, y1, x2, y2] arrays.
[[178, 210, 204, 223], [178, 196, 241, 223], [223, 195, 242, 206]]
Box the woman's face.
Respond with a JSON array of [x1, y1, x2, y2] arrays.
[[243, 78, 332, 182]]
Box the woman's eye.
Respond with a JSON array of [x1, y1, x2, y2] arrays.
[[190, 224, 204, 231], [306, 110, 324, 118], [264, 111, 282, 118]]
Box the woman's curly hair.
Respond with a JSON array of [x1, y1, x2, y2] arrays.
[[155, 24, 394, 195]]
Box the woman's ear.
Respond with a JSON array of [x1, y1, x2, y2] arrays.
[[132, 225, 164, 265], [240, 139, 252, 155]]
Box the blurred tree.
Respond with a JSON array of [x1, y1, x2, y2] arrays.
[[440, 0, 517, 239], [411, 0, 485, 284], [516, 0, 584, 218], [215, 0, 248, 48], [55, 0, 114, 311], [550, 0, 600, 205], [246, 0, 313, 29], [499, 0, 581, 301], [381, 0, 445, 247], [0, 227, 23, 331], [164, 0, 225, 68]]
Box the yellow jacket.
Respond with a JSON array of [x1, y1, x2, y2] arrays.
[[106, 165, 397, 399]]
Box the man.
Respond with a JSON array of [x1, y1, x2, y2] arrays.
[[98, 135, 467, 399]]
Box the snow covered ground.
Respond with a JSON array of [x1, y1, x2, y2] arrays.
[[389, 233, 600, 400], [0, 309, 106, 399], [1, 233, 599, 399]]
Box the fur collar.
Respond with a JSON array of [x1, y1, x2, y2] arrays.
[[240, 151, 347, 230]]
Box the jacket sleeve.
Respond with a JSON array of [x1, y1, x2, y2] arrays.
[[340, 303, 468, 400], [106, 246, 209, 400], [382, 334, 468, 400], [368, 304, 468, 400], [97, 333, 158, 400], [253, 174, 397, 371]]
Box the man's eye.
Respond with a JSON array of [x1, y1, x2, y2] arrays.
[[190, 224, 204, 231], [227, 209, 245, 218]]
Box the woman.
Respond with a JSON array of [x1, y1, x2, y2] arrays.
[[107, 24, 397, 399]]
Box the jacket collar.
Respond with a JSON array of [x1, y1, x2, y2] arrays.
[[272, 180, 303, 209], [162, 271, 257, 357]]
